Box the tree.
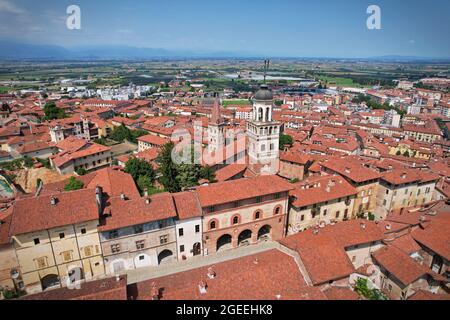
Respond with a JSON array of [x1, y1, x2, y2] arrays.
[[110, 124, 132, 143], [176, 163, 201, 190], [1, 102, 10, 112], [396, 150, 402, 156], [76, 168, 88, 176], [279, 133, 294, 150], [136, 175, 154, 194], [64, 177, 84, 191], [23, 156, 34, 168], [157, 142, 181, 193], [124, 157, 155, 182], [199, 165, 216, 183], [43, 102, 66, 120]]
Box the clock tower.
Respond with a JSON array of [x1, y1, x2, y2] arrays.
[[246, 85, 280, 175]]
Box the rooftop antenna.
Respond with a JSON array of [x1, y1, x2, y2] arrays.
[[263, 59, 270, 83]]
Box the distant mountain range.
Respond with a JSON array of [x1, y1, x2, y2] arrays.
[[0, 41, 253, 60], [0, 41, 449, 62]]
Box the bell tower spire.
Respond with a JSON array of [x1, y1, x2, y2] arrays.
[[208, 93, 225, 153]]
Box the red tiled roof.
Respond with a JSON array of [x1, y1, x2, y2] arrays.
[[214, 164, 247, 182], [322, 287, 360, 300], [381, 169, 439, 186], [195, 175, 293, 208], [10, 189, 99, 235], [99, 192, 177, 231], [412, 214, 450, 261], [137, 134, 169, 146], [280, 230, 355, 285], [387, 234, 421, 255], [372, 245, 444, 287], [280, 150, 311, 165], [173, 191, 202, 220], [321, 157, 381, 183], [0, 206, 13, 245], [131, 249, 327, 300], [39, 167, 140, 201], [290, 175, 357, 208], [21, 276, 127, 300]]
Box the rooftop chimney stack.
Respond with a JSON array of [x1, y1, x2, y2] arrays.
[[50, 197, 57, 206], [199, 281, 207, 294], [207, 267, 216, 279]]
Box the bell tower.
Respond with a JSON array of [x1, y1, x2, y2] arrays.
[[246, 84, 280, 175], [207, 93, 225, 153]]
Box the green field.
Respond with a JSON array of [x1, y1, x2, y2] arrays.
[[222, 99, 251, 107], [318, 76, 367, 88], [0, 86, 12, 94]]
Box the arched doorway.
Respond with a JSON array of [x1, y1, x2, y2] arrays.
[[216, 234, 232, 252], [238, 230, 252, 246], [258, 225, 272, 241], [193, 242, 201, 256], [68, 267, 84, 284], [158, 250, 174, 265], [41, 274, 60, 291]]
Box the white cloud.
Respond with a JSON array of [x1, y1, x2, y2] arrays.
[[0, 0, 25, 15]]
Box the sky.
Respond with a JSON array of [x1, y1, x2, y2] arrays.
[[0, 0, 449, 58]]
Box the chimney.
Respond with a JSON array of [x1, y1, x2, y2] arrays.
[[207, 267, 216, 279], [50, 196, 57, 206], [385, 224, 392, 231], [120, 192, 126, 200], [150, 282, 160, 300], [145, 197, 151, 205], [96, 185, 104, 215], [198, 281, 207, 294], [360, 222, 366, 230], [313, 228, 319, 235], [344, 167, 351, 174], [253, 258, 259, 265], [144, 188, 149, 197], [401, 172, 407, 179]]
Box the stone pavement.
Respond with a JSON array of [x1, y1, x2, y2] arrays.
[[125, 240, 279, 284]]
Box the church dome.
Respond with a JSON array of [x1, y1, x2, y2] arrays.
[[254, 84, 273, 101]]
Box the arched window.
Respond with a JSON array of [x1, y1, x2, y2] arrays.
[[210, 220, 217, 230], [274, 206, 282, 215], [254, 210, 262, 220], [232, 215, 240, 225]]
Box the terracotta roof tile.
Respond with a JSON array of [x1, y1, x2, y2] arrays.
[[195, 175, 293, 208], [10, 189, 99, 235]]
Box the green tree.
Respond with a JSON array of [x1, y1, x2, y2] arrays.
[[279, 133, 294, 150], [176, 163, 201, 190], [76, 168, 88, 176], [1, 102, 10, 112], [199, 165, 216, 183], [43, 102, 66, 120], [396, 150, 402, 156], [23, 156, 34, 168], [136, 175, 154, 194], [157, 142, 181, 193], [64, 177, 84, 191], [124, 157, 156, 182], [110, 124, 132, 143]]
